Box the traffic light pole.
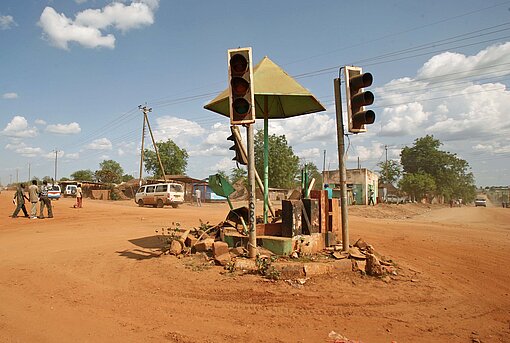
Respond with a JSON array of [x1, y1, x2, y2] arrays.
[[334, 76, 350, 252], [246, 124, 257, 258]]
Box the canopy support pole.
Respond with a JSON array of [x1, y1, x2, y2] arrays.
[[263, 95, 269, 224], [247, 124, 257, 258]]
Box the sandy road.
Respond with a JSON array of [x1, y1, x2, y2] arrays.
[[0, 192, 509, 343]]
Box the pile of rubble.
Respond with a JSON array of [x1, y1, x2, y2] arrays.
[[345, 238, 397, 277]]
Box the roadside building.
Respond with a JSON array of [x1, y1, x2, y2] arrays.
[[323, 168, 379, 205]]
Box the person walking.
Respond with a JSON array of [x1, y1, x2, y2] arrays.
[[76, 183, 83, 208], [195, 188, 202, 207], [28, 180, 39, 219], [38, 180, 53, 219], [11, 183, 29, 218], [368, 189, 375, 206]]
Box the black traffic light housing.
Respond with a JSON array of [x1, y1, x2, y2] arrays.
[[227, 126, 247, 165], [344, 66, 375, 133], [228, 48, 255, 125]]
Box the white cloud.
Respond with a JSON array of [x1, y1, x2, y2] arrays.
[[65, 152, 80, 160], [43, 150, 65, 160], [0, 15, 16, 30], [208, 157, 237, 174], [153, 116, 206, 147], [347, 142, 385, 163], [1, 116, 38, 138], [5, 142, 43, 157], [377, 42, 510, 146], [38, 1, 159, 50], [46, 122, 81, 134], [297, 148, 321, 161], [39, 7, 115, 50], [267, 112, 336, 145], [2, 92, 18, 99], [117, 141, 136, 156], [35, 119, 47, 126], [75, 0, 88, 4], [85, 138, 112, 150]]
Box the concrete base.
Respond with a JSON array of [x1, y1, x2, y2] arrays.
[[224, 233, 293, 256]]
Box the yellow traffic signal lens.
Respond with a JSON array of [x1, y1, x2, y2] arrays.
[[231, 77, 249, 96]]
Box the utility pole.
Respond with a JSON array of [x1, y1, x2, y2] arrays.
[[16, 168, 19, 183], [138, 108, 147, 186], [139, 105, 167, 182], [54, 149, 59, 182], [28, 162, 31, 182], [385, 145, 388, 184]]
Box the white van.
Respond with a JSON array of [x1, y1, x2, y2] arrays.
[[135, 182, 184, 208]]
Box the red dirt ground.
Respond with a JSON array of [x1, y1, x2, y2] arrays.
[[0, 192, 509, 342]]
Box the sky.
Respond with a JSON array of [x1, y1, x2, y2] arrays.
[[1, 0, 509, 187]]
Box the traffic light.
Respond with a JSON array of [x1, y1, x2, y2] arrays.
[[227, 126, 247, 165], [344, 66, 375, 133], [228, 47, 255, 125]]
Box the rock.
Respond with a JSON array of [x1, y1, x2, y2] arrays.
[[212, 241, 229, 258], [193, 238, 215, 252], [365, 253, 384, 277], [303, 263, 334, 277], [185, 236, 198, 247], [169, 240, 183, 255], [273, 263, 306, 279], [354, 238, 368, 250], [333, 259, 352, 272], [234, 258, 257, 272], [214, 253, 231, 266], [352, 259, 366, 272], [332, 251, 348, 260], [229, 246, 246, 257], [348, 247, 366, 260]]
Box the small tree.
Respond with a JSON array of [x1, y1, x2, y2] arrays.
[[95, 160, 124, 184], [144, 139, 188, 177], [254, 130, 300, 189], [230, 167, 247, 188], [71, 169, 94, 181], [301, 162, 323, 190], [377, 160, 402, 185]]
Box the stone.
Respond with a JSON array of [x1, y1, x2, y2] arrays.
[[273, 263, 306, 279], [332, 259, 352, 273], [234, 259, 257, 272], [193, 238, 215, 252], [354, 238, 368, 250], [169, 240, 183, 255], [229, 247, 246, 257], [303, 263, 334, 276], [348, 247, 366, 260], [365, 253, 384, 277], [352, 259, 366, 272], [212, 241, 229, 258], [185, 236, 198, 247], [214, 253, 231, 266], [332, 251, 348, 260]]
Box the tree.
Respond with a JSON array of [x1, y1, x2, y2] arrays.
[[71, 169, 94, 182], [377, 160, 402, 185], [254, 130, 300, 189], [400, 135, 476, 203], [230, 167, 247, 188], [399, 172, 436, 202], [95, 160, 124, 184], [144, 139, 188, 178], [122, 174, 134, 182]]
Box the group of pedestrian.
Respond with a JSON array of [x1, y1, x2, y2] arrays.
[[11, 180, 53, 219]]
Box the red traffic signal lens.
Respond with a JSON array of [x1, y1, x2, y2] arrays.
[[350, 72, 373, 90], [232, 98, 250, 115], [230, 54, 248, 75], [231, 77, 249, 96]]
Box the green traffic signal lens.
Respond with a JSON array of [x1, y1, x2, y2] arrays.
[[233, 98, 250, 115], [230, 54, 248, 75]]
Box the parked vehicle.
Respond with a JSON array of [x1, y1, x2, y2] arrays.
[[135, 182, 184, 208], [48, 185, 61, 200], [64, 185, 77, 197], [474, 198, 487, 207], [386, 195, 404, 204]]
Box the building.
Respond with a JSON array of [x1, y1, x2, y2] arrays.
[[323, 168, 379, 205]]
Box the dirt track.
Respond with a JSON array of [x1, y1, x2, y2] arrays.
[[0, 192, 509, 343]]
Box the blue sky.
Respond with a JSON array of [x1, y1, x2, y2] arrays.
[[1, 0, 509, 187]]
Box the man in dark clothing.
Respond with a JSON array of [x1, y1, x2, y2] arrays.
[[38, 180, 53, 219], [12, 183, 29, 218]]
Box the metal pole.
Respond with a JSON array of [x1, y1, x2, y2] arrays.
[[141, 106, 167, 182], [139, 112, 146, 186], [263, 95, 269, 224], [28, 163, 31, 182], [54, 149, 58, 182], [334, 77, 349, 252], [247, 124, 257, 258]]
